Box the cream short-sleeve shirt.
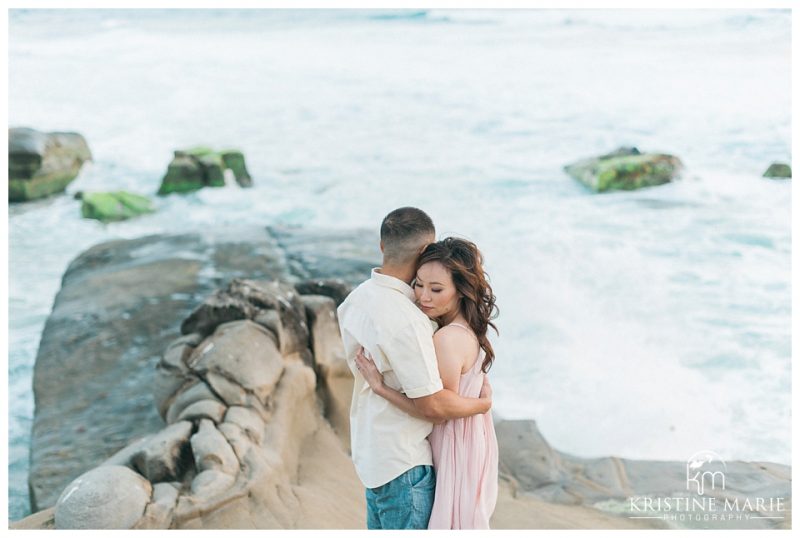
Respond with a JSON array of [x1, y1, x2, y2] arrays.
[[337, 268, 443, 488]]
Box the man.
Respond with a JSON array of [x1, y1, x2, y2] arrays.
[[337, 207, 491, 529]]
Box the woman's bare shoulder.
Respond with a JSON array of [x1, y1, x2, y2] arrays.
[[433, 324, 478, 355]]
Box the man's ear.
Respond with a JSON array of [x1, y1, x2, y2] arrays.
[[379, 240, 384, 253]]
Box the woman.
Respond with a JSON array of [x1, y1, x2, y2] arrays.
[[355, 237, 499, 529]]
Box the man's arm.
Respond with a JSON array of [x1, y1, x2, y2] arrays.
[[355, 347, 491, 424], [411, 383, 491, 422]]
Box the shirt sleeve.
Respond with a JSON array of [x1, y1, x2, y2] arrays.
[[380, 320, 443, 398]]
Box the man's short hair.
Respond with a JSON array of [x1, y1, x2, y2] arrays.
[[380, 207, 435, 265]]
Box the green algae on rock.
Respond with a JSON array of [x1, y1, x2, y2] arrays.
[[564, 147, 684, 193], [9, 127, 92, 202], [80, 191, 155, 222], [763, 162, 791, 179], [158, 147, 253, 195]]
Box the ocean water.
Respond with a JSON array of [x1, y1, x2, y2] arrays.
[[7, 9, 791, 522]]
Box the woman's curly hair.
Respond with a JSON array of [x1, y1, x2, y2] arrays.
[[416, 237, 499, 373]]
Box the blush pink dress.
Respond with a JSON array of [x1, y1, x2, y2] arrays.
[[427, 323, 499, 529]]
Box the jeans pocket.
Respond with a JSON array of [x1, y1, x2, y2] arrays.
[[409, 465, 435, 490]]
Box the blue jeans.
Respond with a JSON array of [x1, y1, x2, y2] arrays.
[[365, 465, 435, 529]]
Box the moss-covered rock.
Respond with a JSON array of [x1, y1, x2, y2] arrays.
[[763, 162, 791, 179], [157, 147, 253, 195], [9, 127, 92, 202], [564, 147, 684, 193], [80, 191, 155, 223], [220, 150, 253, 187]]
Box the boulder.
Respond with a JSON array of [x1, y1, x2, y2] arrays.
[[564, 146, 684, 192], [190, 418, 239, 476], [220, 150, 253, 187], [229, 278, 310, 357], [133, 482, 180, 530], [763, 162, 791, 179], [9, 127, 91, 202], [157, 146, 253, 195], [54, 465, 152, 529], [130, 421, 194, 483], [224, 405, 266, 446], [165, 381, 222, 425], [180, 290, 258, 337], [176, 399, 227, 424], [187, 320, 285, 405], [295, 278, 353, 306], [80, 191, 155, 222], [157, 154, 206, 195]]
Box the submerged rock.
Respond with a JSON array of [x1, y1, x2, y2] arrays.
[[763, 162, 791, 179], [80, 191, 155, 222], [9, 127, 92, 202], [157, 146, 253, 195], [564, 146, 684, 192]]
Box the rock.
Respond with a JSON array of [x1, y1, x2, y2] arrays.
[[24, 227, 362, 516], [9, 127, 92, 202], [763, 162, 791, 179], [187, 320, 284, 404], [158, 146, 253, 195], [220, 150, 253, 187], [302, 295, 352, 448], [157, 154, 205, 195], [80, 191, 156, 222], [224, 405, 266, 446], [131, 421, 194, 483], [100, 435, 154, 468], [189, 469, 237, 498], [496, 419, 568, 494], [190, 419, 239, 476], [176, 399, 227, 424], [54, 465, 152, 529], [180, 290, 258, 337], [564, 147, 684, 192], [133, 482, 180, 530], [165, 381, 222, 425], [268, 225, 380, 287], [153, 363, 196, 421], [196, 152, 226, 187], [228, 279, 310, 357], [153, 338, 199, 418], [203, 371, 248, 406], [295, 278, 353, 306]]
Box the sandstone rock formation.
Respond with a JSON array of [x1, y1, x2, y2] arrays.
[[9, 127, 92, 202]]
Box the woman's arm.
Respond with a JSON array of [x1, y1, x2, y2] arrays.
[[354, 335, 492, 423]]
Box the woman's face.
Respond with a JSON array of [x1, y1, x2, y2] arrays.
[[414, 261, 460, 320]]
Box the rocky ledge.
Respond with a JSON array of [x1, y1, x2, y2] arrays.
[[11, 227, 791, 529]]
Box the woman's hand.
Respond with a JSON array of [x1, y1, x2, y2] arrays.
[[479, 375, 492, 413], [355, 346, 385, 393]]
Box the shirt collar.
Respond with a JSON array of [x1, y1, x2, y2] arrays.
[[370, 267, 415, 301]]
